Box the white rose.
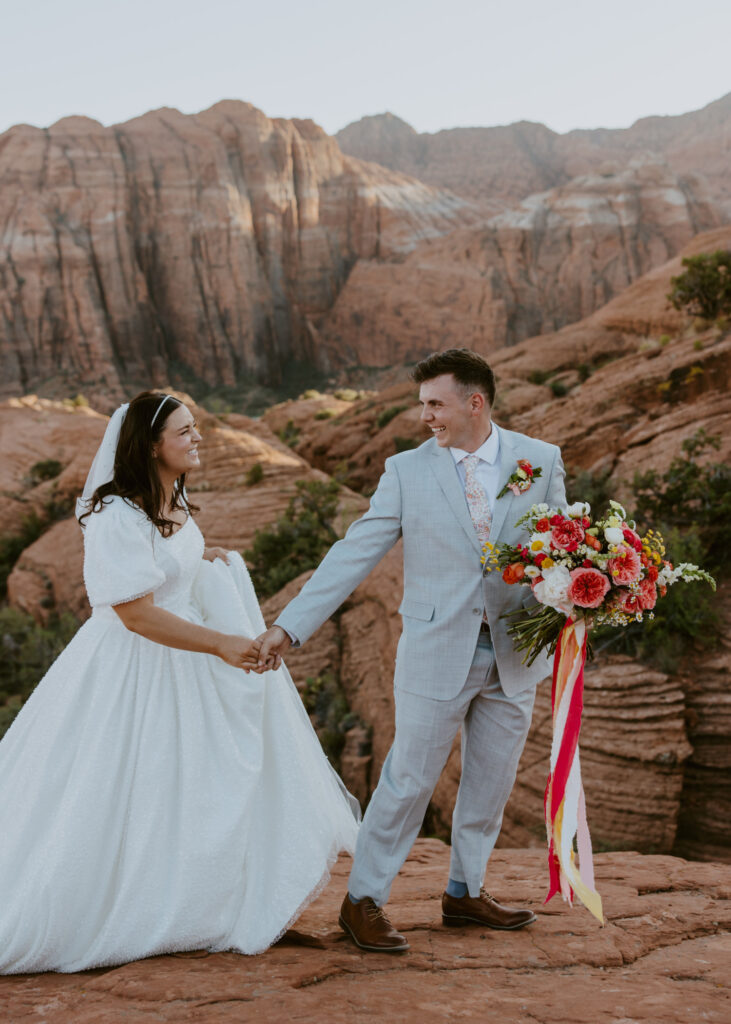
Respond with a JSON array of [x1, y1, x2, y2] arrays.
[[532, 565, 573, 616], [604, 527, 624, 546], [567, 501, 590, 518]]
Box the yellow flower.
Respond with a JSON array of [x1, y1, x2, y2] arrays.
[[541, 557, 555, 568]]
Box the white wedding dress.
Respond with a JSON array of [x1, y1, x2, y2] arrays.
[[0, 496, 359, 974]]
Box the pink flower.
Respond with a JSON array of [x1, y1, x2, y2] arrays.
[[567, 568, 611, 608], [508, 482, 522, 496], [607, 545, 642, 585], [550, 518, 585, 552], [638, 578, 657, 610]]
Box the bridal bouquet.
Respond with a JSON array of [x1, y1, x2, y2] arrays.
[[489, 499, 715, 926]]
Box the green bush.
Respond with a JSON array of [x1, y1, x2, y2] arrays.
[[565, 466, 614, 515], [0, 607, 79, 739], [528, 370, 552, 386], [668, 250, 731, 320], [245, 462, 264, 486], [376, 405, 407, 429], [301, 671, 361, 766], [333, 388, 360, 402], [550, 379, 569, 397], [28, 459, 63, 484], [394, 436, 419, 453], [244, 479, 340, 598], [276, 419, 301, 447], [300, 389, 323, 401], [315, 409, 337, 421], [0, 513, 46, 599]]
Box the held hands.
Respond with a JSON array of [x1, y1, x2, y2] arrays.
[[255, 626, 292, 672], [216, 635, 265, 673]]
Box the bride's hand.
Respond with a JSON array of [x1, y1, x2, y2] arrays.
[[216, 635, 262, 672], [203, 546, 230, 564]]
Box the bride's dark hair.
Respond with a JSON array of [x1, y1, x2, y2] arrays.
[[78, 391, 199, 536]]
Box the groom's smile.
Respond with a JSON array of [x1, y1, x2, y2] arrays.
[[418, 374, 492, 452]]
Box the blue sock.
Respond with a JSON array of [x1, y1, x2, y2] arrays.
[[446, 878, 468, 898], [348, 892, 362, 904]]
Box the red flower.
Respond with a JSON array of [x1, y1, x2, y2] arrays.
[[582, 517, 591, 528], [647, 565, 659, 582], [550, 518, 585, 552], [536, 517, 551, 533], [640, 553, 650, 567], [518, 459, 534, 477], [502, 563, 526, 584], [549, 514, 565, 527], [534, 552, 547, 566], [622, 526, 643, 552], [567, 568, 611, 608], [582, 559, 593, 568], [617, 589, 642, 615]]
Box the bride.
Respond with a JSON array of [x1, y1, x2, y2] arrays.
[[0, 391, 359, 974]]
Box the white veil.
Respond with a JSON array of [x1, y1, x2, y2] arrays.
[[75, 403, 129, 524]]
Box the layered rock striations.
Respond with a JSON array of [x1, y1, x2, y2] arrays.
[[0, 103, 476, 403], [336, 92, 731, 208], [316, 163, 724, 367]]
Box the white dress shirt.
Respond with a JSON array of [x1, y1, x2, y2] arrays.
[[449, 421, 502, 512]]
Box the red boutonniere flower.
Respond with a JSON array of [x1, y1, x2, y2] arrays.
[[497, 459, 543, 499]]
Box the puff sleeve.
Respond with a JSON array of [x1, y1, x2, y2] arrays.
[[83, 496, 166, 607]]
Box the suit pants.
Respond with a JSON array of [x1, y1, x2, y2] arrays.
[[347, 633, 536, 904]]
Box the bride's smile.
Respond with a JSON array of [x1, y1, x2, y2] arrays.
[[153, 405, 202, 477]]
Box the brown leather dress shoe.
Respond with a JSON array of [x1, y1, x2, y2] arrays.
[[338, 895, 410, 952], [442, 888, 537, 930]]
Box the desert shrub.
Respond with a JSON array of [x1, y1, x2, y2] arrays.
[[0, 607, 79, 739], [668, 250, 731, 321], [245, 462, 263, 486], [301, 671, 362, 766], [276, 419, 300, 447], [565, 466, 614, 515], [394, 436, 419, 453], [528, 370, 552, 386], [550, 379, 569, 397], [244, 479, 340, 598], [0, 513, 46, 598], [28, 459, 63, 484], [300, 389, 323, 400], [315, 409, 337, 420], [591, 430, 727, 670], [376, 404, 407, 430], [333, 388, 360, 402]]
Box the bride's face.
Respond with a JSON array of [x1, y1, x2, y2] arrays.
[[154, 405, 201, 477]]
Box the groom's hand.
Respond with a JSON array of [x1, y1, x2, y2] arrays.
[[256, 626, 291, 670]]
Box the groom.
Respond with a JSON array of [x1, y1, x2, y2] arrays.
[[257, 349, 567, 952]]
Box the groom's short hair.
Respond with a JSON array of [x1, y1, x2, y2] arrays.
[[411, 349, 496, 405]]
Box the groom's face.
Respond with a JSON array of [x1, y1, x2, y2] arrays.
[[418, 374, 487, 450]]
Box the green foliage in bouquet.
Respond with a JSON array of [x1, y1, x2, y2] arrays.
[[0, 607, 79, 739], [245, 479, 341, 599]]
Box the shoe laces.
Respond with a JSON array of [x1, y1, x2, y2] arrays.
[[364, 900, 388, 922], [479, 888, 496, 904]]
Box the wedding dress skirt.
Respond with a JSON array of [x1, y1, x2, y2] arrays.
[[0, 497, 359, 974]]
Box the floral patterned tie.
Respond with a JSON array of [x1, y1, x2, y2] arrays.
[[463, 454, 492, 548]]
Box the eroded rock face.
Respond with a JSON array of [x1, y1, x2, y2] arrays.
[[0, 103, 476, 404], [336, 93, 731, 208], [317, 163, 724, 366], [0, 841, 728, 1022]]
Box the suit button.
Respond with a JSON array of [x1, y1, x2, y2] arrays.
[[472, 608, 481, 615]]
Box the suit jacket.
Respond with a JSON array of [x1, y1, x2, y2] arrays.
[[275, 425, 567, 699]]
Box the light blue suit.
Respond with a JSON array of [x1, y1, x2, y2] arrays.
[[276, 425, 567, 901]]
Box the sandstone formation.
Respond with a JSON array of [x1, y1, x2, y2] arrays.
[[0, 840, 728, 1023], [336, 92, 731, 208], [316, 162, 724, 367], [0, 103, 477, 405]]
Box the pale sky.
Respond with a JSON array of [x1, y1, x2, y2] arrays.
[[2, 0, 729, 138]]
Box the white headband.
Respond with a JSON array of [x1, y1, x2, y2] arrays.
[[150, 394, 173, 428]]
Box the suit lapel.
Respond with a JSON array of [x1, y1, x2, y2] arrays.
[[427, 443, 483, 557], [488, 429, 518, 543]]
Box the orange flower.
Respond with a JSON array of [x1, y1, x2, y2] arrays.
[[502, 563, 526, 584]]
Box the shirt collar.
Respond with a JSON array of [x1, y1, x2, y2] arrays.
[[450, 422, 500, 466]]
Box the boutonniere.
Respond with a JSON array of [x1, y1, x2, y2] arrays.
[[497, 459, 542, 499]]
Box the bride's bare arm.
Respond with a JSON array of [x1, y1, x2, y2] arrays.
[[113, 593, 262, 671]]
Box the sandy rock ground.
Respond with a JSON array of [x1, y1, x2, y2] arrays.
[[1, 840, 728, 1023]]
